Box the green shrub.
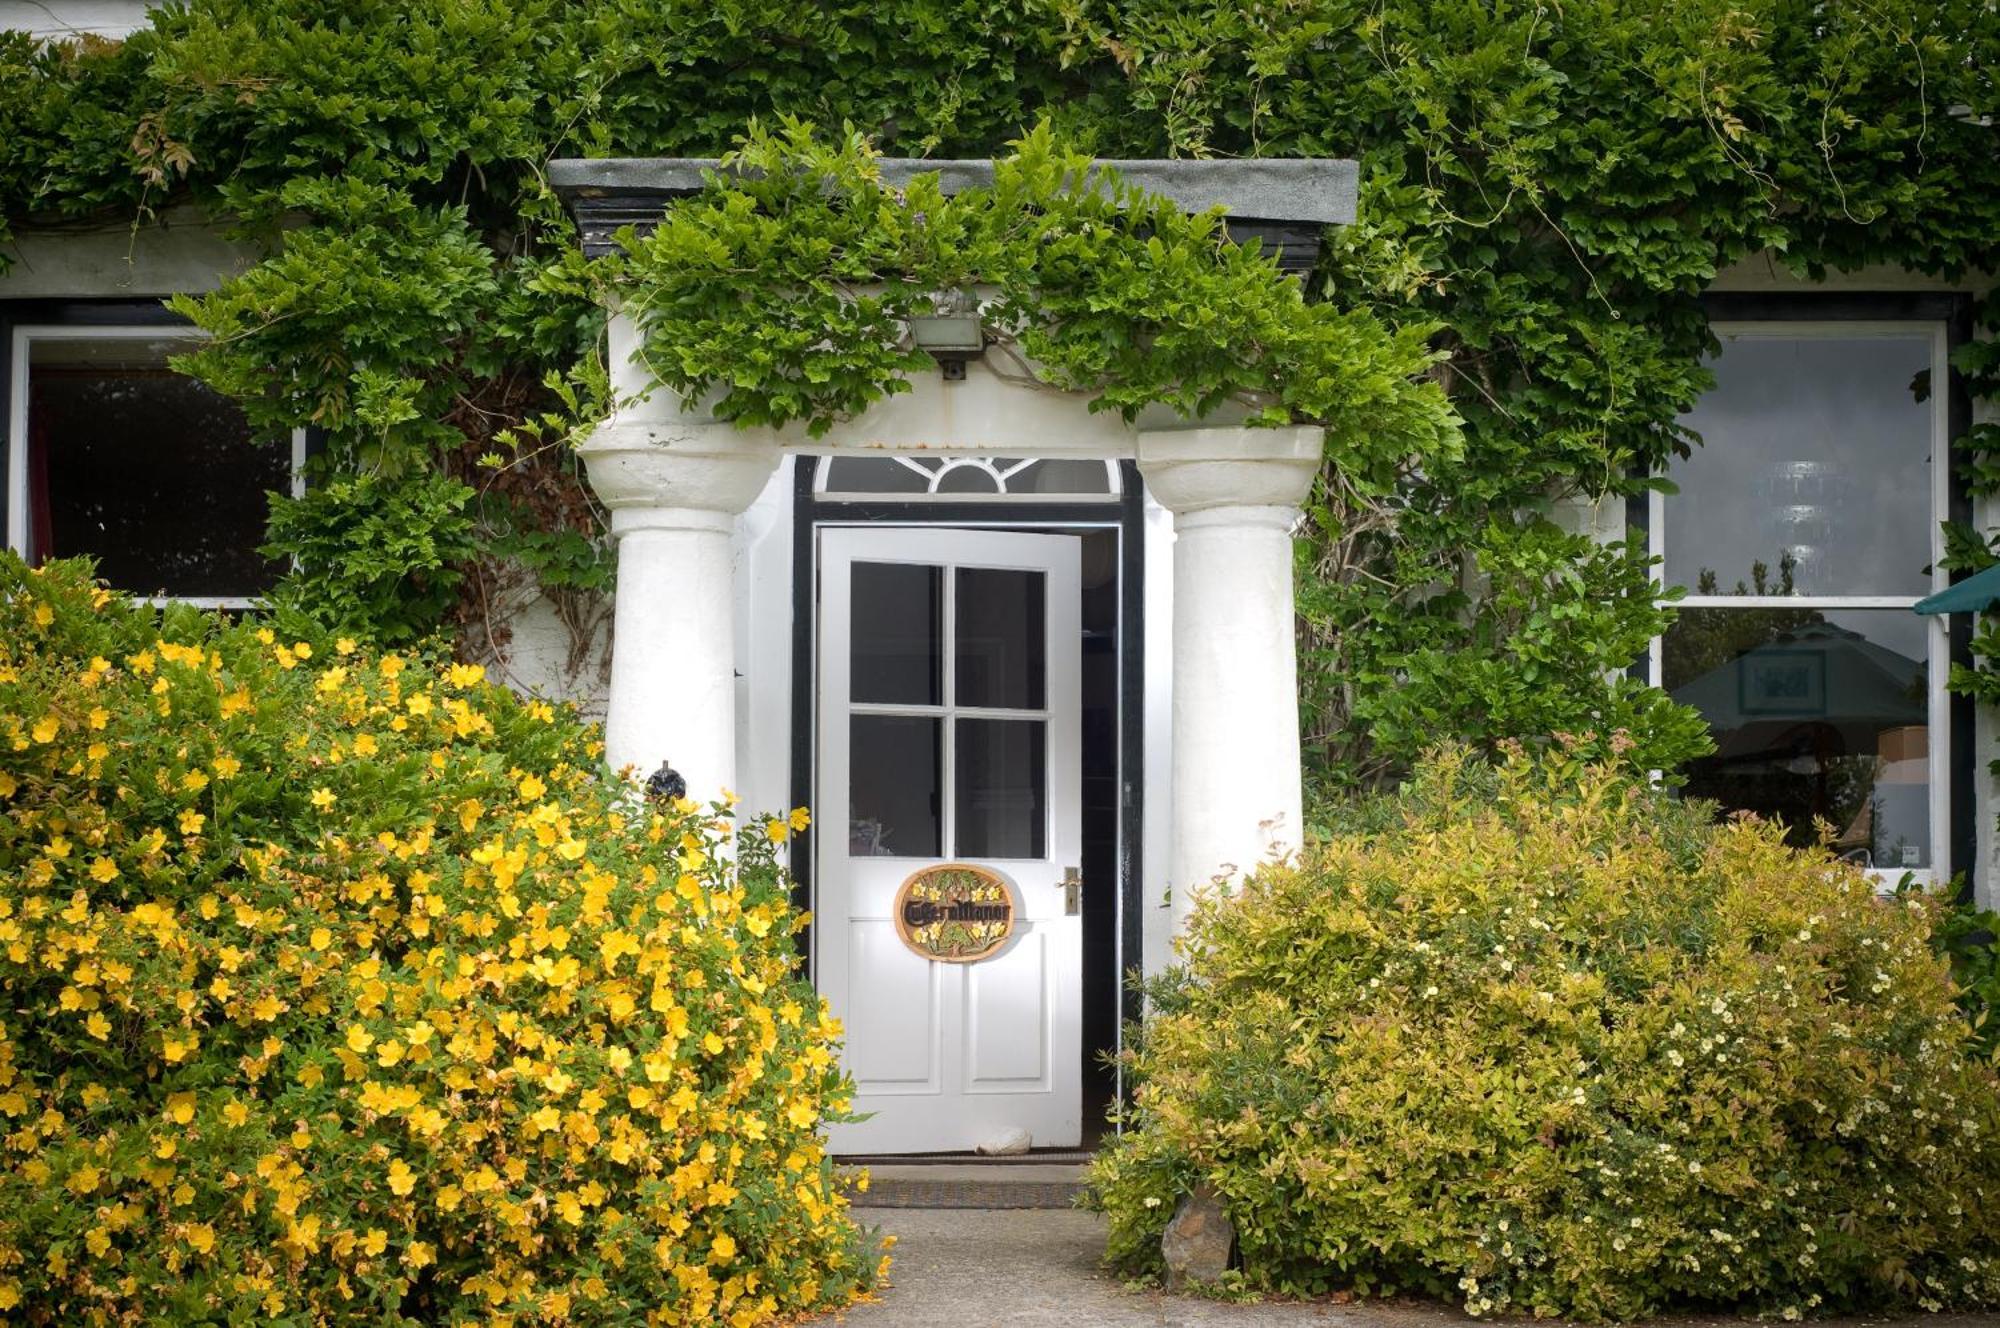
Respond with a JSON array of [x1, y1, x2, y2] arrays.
[[1930, 898, 2000, 1061], [0, 555, 878, 1325], [1091, 747, 2000, 1320]]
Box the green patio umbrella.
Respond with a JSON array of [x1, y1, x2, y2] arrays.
[[1915, 563, 2000, 615]]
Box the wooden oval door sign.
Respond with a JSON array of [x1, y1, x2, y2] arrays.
[[894, 864, 1016, 962]]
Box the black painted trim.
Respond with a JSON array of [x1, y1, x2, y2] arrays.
[[1631, 289, 1980, 896], [1115, 461, 1147, 1044], [787, 457, 820, 968], [785, 459, 1145, 1102]]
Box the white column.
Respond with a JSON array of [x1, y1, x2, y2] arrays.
[[1137, 427, 1322, 934], [580, 311, 779, 802]]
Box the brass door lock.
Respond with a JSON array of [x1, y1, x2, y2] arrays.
[[1061, 866, 1081, 916]]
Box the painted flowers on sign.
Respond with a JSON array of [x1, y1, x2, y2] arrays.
[[894, 865, 1015, 962]]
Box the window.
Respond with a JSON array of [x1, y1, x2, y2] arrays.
[[1650, 318, 1952, 881], [5, 323, 303, 608], [816, 454, 1119, 498]]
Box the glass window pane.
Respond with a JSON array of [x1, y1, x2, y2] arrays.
[[822, 457, 931, 494], [955, 718, 1046, 859], [1667, 333, 1934, 597], [1016, 459, 1114, 494], [27, 336, 288, 598], [850, 715, 941, 857], [934, 462, 1002, 494], [1664, 607, 1930, 869], [851, 562, 941, 705], [955, 567, 1045, 709]]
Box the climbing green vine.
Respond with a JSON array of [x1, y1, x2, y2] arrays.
[[1, 0, 1995, 793], [612, 123, 1456, 484]]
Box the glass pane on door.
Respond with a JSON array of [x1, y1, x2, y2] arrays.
[[850, 715, 941, 857], [955, 717, 1046, 859], [955, 567, 1046, 710], [851, 562, 942, 705]]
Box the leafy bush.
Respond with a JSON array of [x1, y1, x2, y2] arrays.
[[1931, 898, 2000, 1060], [1091, 747, 2000, 1320], [0, 556, 877, 1325]]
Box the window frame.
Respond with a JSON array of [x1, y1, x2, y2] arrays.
[[2, 303, 307, 611], [813, 453, 1123, 500], [1640, 292, 1976, 890]]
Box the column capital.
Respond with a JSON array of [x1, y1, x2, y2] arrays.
[[1135, 425, 1322, 516], [579, 419, 778, 526]]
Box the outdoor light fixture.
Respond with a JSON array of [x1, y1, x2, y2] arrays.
[[906, 313, 985, 380]]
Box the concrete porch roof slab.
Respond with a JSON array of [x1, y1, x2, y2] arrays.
[[550, 154, 1358, 272]]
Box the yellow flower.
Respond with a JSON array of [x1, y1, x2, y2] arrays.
[[309, 927, 332, 951], [31, 716, 58, 744], [310, 787, 336, 811], [222, 1102, 250, 1127], [335, 637, 357, 656], [292, 641, 312, 660], [386, 1159, 415, 1196], [180, 769, 209, 793], [67, 1165, 102, 1195], [517, 774, 547, 802], [212, 755, 241, 780], [765, 821, 789, 844], [178, 810, 206, 836], [405, 693, 432, 717], [703, 1032, 726, 1056], [346, 1025, 375, 1053], [789, 806, 812, 832], [166, 1093, 196, 1125], [87, 707, 108, 730], [353, 733, 378, 757], [85, 1012, 111, 1040], [88, 856, 119, 883], [710, 1233, 737, 1263], [185, 1224, 215, 1255]]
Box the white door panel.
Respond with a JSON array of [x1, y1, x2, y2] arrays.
[[818, 527, 1082, 1154]]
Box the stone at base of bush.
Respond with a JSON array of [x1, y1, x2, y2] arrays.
[[1161, 1184, 1233, 1290]]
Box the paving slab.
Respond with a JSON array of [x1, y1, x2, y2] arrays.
[[806, 1207, 2000, 1328]]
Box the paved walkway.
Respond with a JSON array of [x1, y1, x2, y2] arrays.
[[808, 1208, 2000, 1328]]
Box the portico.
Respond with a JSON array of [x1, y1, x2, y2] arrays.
[[554, 155, 1353, 1151]]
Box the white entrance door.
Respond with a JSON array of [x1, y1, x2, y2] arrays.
[[817, 527, 1083, 1155]]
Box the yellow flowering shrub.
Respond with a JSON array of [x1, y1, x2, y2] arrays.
[[0, 557, 877, 1325], [1091, 747, 2000, 1320]]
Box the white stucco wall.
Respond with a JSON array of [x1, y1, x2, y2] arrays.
[[0, 0, 149, 41], [468, 585, 612, 721], [734, 458, 796, 820], [0, 207, 260, 298]]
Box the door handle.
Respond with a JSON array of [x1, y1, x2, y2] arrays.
[[1061, 866, 1081, 916]]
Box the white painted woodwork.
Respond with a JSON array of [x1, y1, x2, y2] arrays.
[[1137, 428, 1321, 932], [816, 527, 1083, 1154], [578, 414, 780, 799]]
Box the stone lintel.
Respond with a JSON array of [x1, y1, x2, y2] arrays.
[[550, 156, 1357, 274]]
